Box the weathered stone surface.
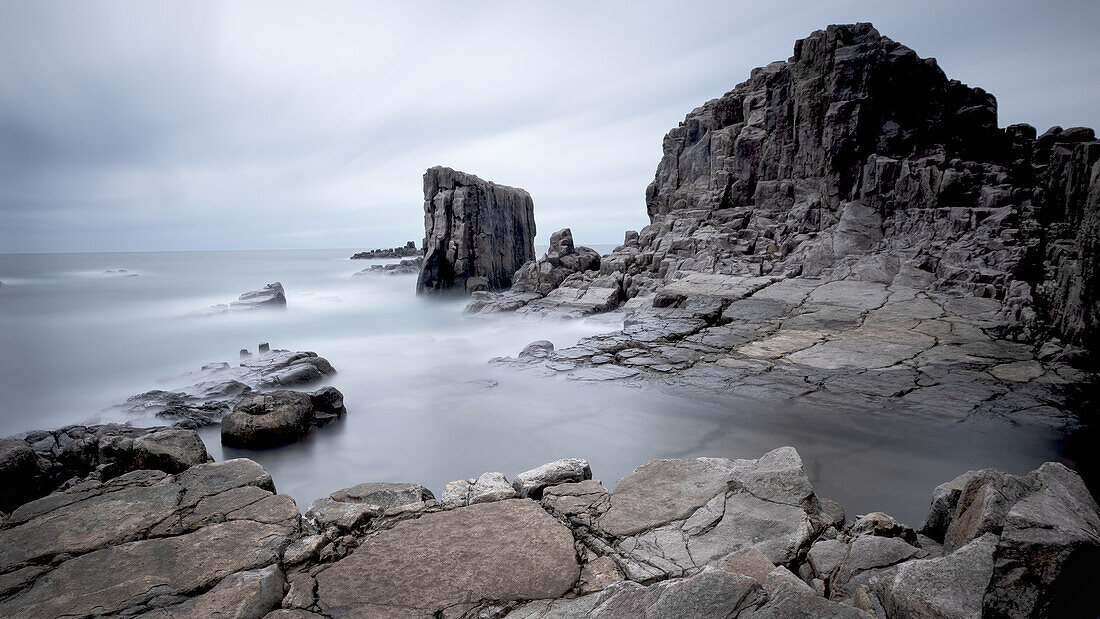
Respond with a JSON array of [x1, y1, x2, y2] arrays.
[[880, 533, 996, 619], [0, 459, 298, 619], [481, 23, 1097, 436], [417, 166, 536, 294], [441, 471, 516, 506], [1, 424, 212, 509], [512, 457, 592, 499], [597, 457, 737, 538], [313, 499, 579, 616], [588, 567, 763, 618], [221, 387, 347, 448]]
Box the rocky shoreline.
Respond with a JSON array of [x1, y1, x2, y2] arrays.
[[2, 21, 1099, 618], [0, 446, 1096, 617]]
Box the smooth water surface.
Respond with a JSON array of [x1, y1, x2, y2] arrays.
[[0, 248, 1077, 524]]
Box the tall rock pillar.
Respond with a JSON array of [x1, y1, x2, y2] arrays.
[[416, 166, 536, 294]]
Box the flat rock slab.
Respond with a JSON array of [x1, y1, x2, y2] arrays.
[[598, 457, 737, 538], [314, 499, 580, 615]]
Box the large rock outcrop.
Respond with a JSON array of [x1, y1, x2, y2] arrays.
[[490, 23, 1097, 429], [416, 166, 536, 294]]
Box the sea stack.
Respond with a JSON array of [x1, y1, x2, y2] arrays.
[[416, 166, 536, 294]]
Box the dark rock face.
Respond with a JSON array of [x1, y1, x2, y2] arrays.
[[465, 227, 603, 314], [627, 23, 1098, 348], [1, 425, 212, 510], [221, 387, 346, 448], [416, 166, 536, 294], [489, 24, 1097, 430]]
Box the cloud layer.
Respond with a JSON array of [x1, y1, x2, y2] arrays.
[[1, 0, 1097, 252]]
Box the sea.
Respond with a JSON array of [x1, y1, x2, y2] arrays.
[[0, 247, 1082, 524]]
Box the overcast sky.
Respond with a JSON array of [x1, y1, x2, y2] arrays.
[[1, 1, 1097, 253]]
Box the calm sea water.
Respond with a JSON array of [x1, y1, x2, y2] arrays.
[[0, 248, 1082, 524]]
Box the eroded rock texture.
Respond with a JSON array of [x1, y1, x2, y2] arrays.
[[489, 23, 1097, 428], [417, 166, 536, 294]]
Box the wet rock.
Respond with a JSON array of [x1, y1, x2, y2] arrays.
[[417, 166, 536, 294], [220, 386, 346, 448], [221, 390, 315, 448], [0, 438, 45, 512], [313, 499, 578, 616], [233, 282, 287, 310]]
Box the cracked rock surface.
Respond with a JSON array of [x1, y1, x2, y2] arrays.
[[0, 446, 1096, 617]]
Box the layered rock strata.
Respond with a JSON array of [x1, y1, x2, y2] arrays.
[[417, 166, 536, 294], [480, 23, 1097, 429]]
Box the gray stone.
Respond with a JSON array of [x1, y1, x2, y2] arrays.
[[313, 499, 579, 616], [512, 458, 592, 499], [442, 471, 516, 506], [881, 533, 996, 619], [221, 390, 315, 448], [589, 567, 764, 619]]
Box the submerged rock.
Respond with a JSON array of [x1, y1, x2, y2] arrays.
[[353, 255, 423, 277], [416, 166, 536, 294], [183, 282, 287, 317]]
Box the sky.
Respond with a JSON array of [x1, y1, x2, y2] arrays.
[[0, 1, 1097, 253]]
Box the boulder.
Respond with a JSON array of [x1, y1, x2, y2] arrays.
[[221, 386, 346, 448], [232, 282, 286, 309], [442, 471, 516, 506], [512, 457, 592, 499], [221, 390, 315, 448], [417, 166, 536, 294], [0, 438, 45, 512], [510, 228, 602, 297]]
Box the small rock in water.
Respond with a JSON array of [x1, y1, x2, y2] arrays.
[[240, 348, 251, 358], [258, 342, 270, 354]]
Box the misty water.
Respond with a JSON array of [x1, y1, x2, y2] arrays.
[[0, 248, 1080, 524]]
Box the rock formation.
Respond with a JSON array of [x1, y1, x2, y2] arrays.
[[221, 387, 346, 448], [482, 23, 1097, 430], [353, 255, 423, 277], [119, 347, 338, 428], [350, 241, 420, 260], [183, 282, 287, 317], [1, 445, 1096, 617], [466, 227, 602, 314], [416, 166, 536, 294]]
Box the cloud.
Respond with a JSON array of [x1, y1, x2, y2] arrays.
[[0, 0, 1097, 253]]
